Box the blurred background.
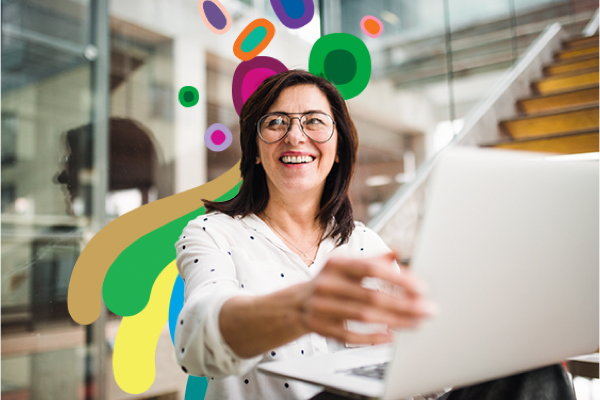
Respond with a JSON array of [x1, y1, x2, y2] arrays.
[[1, 0, 598, 399]]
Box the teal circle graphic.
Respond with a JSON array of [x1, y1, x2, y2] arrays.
[[241, 26, 268, 53], [324, 49, 356, 85], [309, 33, 371, 100], [179, 86, 199, 107]]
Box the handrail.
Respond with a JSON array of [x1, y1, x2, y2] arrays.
[[582, 8, 599, 37], [368, 23, 563, 233]]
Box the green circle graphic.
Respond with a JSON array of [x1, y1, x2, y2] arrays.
[[309, 33, 371, 100], [179, 86, 199, 107], [324, 49, 356, 86]]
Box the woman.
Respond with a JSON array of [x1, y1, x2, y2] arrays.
[[174, 70, 574, 400]]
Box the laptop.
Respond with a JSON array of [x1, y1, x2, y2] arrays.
[[258, 147, 599, 400]]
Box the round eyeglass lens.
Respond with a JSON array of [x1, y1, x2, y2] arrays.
[[258, 112, 334, 143], [300, 113, 334, 142]]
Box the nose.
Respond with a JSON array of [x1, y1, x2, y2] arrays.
[[284, 117, 306, 145]]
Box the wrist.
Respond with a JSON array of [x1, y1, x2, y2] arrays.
[[286, 282, 313, 338]]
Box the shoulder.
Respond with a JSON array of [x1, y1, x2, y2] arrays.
[[184, 211, 243, 232], [180, 211, 250, 245], [331, 221, 392, 257]]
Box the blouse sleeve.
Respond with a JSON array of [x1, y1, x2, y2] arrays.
[[173, 215, 262, 378]]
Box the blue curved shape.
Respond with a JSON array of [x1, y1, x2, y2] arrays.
[[270, 0, 313, 28], [185, 376, 208, 400], [281, 0, 304, 20], [168, 275, 185, 345]]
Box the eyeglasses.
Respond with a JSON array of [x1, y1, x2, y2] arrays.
[[257, 112, 336, 144]]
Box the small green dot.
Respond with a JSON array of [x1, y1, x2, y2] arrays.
[[324, 49, 356, 86], [179, 86, 199, 107]]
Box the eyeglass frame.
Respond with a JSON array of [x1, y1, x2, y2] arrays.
[[256, 111, 336, 144]]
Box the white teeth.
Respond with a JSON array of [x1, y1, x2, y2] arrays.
[[281, 155, 314, 164]]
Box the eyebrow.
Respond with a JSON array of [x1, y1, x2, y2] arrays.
[[269, 109, 329, 115]]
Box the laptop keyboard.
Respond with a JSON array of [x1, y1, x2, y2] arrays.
[[338, 362, 389, 380]]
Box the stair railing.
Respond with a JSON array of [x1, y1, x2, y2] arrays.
[[367, 23, 567, 258], [582, 8, 599, 36]]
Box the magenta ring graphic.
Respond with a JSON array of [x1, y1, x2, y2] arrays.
[[232, 56, 288, 116]]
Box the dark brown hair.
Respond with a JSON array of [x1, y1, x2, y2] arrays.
[[204, 70, 358, 245]]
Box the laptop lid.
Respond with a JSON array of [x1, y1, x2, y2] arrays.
[[383, 147, 599, 399]]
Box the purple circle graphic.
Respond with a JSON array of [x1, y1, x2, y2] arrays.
[[270, 0, 314, 29], [203, 1, 227, 30], [232, 56, 288, 116], [211, 130, 226, 145], [204, 123, 233, 152]]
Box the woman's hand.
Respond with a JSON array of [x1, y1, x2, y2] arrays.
[[296, 252, 436, 345]]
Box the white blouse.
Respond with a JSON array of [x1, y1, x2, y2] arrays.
[[174, 212, 395, 400]]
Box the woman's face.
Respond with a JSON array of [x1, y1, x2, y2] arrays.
[[256, 84, 338, 201]]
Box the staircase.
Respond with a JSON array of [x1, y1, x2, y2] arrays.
[[369, 22, 598, 261], [485, 34, 599, 154]]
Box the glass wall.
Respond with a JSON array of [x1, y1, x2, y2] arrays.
[[2, 0, 99, 399]]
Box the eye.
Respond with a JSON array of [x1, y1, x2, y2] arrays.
[[267, 117, 287, 127], [305, 117, 325, 125]]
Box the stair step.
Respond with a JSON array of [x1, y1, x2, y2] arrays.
[[534, 69, 599, 94], [486, 130, 599, 154], [563, 35, 599, 50], [500, 104, 599, 138], [563, 35, 600, 50], [518, 85, 599, 114], [555, 46, 599, 60], [544, 56, 599, 75]]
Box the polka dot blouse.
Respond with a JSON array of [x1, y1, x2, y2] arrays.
[[174, 212, 396, 400]]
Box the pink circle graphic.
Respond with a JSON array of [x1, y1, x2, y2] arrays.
[[211, 130, 226, 145], [232, 56, 288, 116], [241, 68, 278, 103], [204, 123, 233, 152], [360, 15, 384, 38]]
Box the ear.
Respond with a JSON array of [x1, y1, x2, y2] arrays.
[[335, 154, 340, 163], [255, 156, 261, 164]]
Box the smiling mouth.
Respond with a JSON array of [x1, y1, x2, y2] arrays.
[[280, 155, 315, 164]]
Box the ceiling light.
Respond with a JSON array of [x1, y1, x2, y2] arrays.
[[381, 10, 400, 25]]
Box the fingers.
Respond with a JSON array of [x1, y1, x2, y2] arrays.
[[305, 316, 394, 345], [325, 253, 428, 298], [301, 252, 438, 345], [306, 295, 424, 329], [312, 276, 434, 321]]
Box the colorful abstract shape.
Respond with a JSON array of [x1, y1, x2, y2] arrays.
[[179, 86, 200, 107], [102, 182, 242, 318], [270, 0, 314, 29], [204, 123, 233, 152], [308, 33, 371, 100], [113, 261, 178, 394], [198, 0, 232, 34], [168, 275, 209, 399], [185, 376, 208, 400], [232, 56, 288, 116], [168, 275, 185, 345], [233, 19, 276, 61], [68, 162, 242, 325], [360, 15, 384, 38]]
